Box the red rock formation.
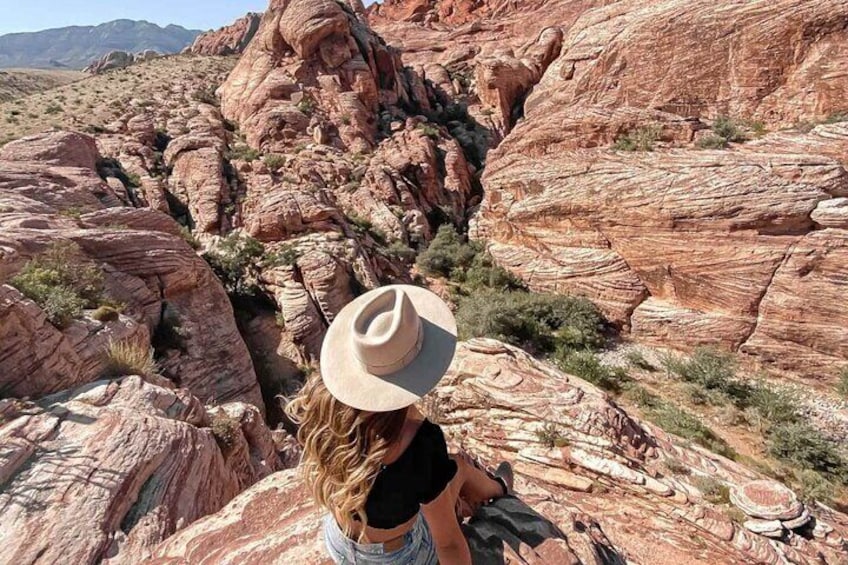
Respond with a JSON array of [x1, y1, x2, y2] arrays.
[[187, 13, 262, 56], [0, 376, 286, 564], [147, 340, 848, 564], [0, 132, 264, 408], [471, 1, 848, 380]]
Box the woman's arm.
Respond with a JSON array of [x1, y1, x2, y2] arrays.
[[421, 487, 472, 565]]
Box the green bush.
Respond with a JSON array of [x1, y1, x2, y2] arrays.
[[386, 241, 416, 263], [746, 384, 799, 426], [712, 116, 747, 143], [556, 350, 629, 393], [696, 134, 729, 149], [766, 422, 848, 483], [417, 225, 477, 279], [45, 103, 63, 115], [226, 144, 261, 162], [10, 242, 105, 328], [664, 347, 751, 405], [264, 154, 286, 172], [264, 244, 300, 268], [296, 96, 316, 115], [639, 395, 736, 460], [203, 234, 266, 298], [456, 291, 605, 355], [793, 469, 835, 505], [179, 226, 201, 250], [613, 125, 661, 152], [626, 350, 655, 372], [416, 123, 440, 139]]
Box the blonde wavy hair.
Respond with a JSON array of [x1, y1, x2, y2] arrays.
[[285, 372, 406, 538]]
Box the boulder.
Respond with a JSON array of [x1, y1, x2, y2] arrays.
[[0, 376, 285, 565], [187, 12, 262, 56]]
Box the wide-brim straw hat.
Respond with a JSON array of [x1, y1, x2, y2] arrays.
[[320, 284, 457, 412]]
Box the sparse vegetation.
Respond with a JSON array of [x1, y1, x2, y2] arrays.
[[416, 123, 440, 139], [626, 350, 655, 372], [44, 103, 63, 115], [555, 350, 629, 393], [101, 340, 159, 379], [91, 305, 121, 322], [613, 125, 661, 151], [536, 423, 569, 448], [824, 111, 848, 125], [386, 241, 416, 263], [203, 233, 266, 298], [179, 226, 201, 250], [10, 241, 105, 328], [296, 96, 316, 115], [263, 154, 286, 172], [264, 244, 301, 268], [837, 367, 848, 398], [226, 144, 261, 162], [691, 476, 731, 504], [456, 291, 605, 355], [210, 412, 241, 453], [766, 422, 848, 484], [697, 116, 747, 149]]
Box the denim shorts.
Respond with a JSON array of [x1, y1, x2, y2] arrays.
[[323, 513, 438, 565]]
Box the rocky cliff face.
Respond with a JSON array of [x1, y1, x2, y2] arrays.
[[186, 13, 263, 56], [469, 0, 848, 380], [146, 340, 848, 564], [0, 131, 263, 408]]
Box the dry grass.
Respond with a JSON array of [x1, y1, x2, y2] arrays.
[[101, 339, 159, 379], [0, 68, 84, 102], [0, 55, 236, 142]]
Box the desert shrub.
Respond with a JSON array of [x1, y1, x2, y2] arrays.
[[456, 291, 605, 355], [746, 384, 799, 426], [59, 206, 84, 219], [179, 226, 201, 250], [153, 305, 188, 352], [275, 312, 286, 328], [92, 305, 121, 322], [417, 225, 478, 278], [837, 367, 848, 399], [226, 144, 261, 162], [642, 399, 736, 459], [102, 340, 159, 378], [203, 233, 266, 298], [613, 125, 661, 151], [626, 350, 655, 371], [793, 469, 835, 505], [416, 123, 441, 139], [210, 413, 241, 453], [264, 244, 300, 268], [664, 347, 751, 405], [663, 458, 691, 476], [263, 154, 286, 172], [10, 242, 105, 328], [45, 103, 63, 114], [536, 423, 569, 448], [712, 116, 747, 142], [766, 422, 848, 483], [460, 253, 523, 292], [386, 241, 416, 263], [696, 134, 729, 149], [555, 350, 629, 393], [824, 111, 848, 125], [296, 96, 316, 115], [691, 476, 731, 504]]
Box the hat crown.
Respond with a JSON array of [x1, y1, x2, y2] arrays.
[[351, 287, 423, 376]]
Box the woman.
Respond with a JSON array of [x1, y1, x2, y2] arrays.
[[287, 285, 512, 564]]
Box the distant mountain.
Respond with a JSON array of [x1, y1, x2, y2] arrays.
[[0, 19, 202, 70]]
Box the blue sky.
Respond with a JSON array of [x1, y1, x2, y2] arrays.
[[0, 0, 271, 35]]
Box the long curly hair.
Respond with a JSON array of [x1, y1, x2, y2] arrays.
[[285, 372, 407, 538]]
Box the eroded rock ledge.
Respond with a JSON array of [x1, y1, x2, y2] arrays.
[[146, 340, 848, 564]]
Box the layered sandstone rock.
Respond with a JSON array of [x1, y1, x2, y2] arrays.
[[0, 131, 263, 408], [186, 13, 262, 56], [147, 340, 848, 564], [471, 0, 848, 379], [85, 50, 161, 74], [0, 376, 285, 564]]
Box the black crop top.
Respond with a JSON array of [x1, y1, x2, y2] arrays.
[[361, 419, 458, 529]]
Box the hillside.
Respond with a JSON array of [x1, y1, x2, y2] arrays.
[[1, 1, 847, 564], [0, 19, 201, 69], [0, 68, 83, 101]]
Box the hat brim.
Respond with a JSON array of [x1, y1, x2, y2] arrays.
[[320, 285, 457, 412]]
